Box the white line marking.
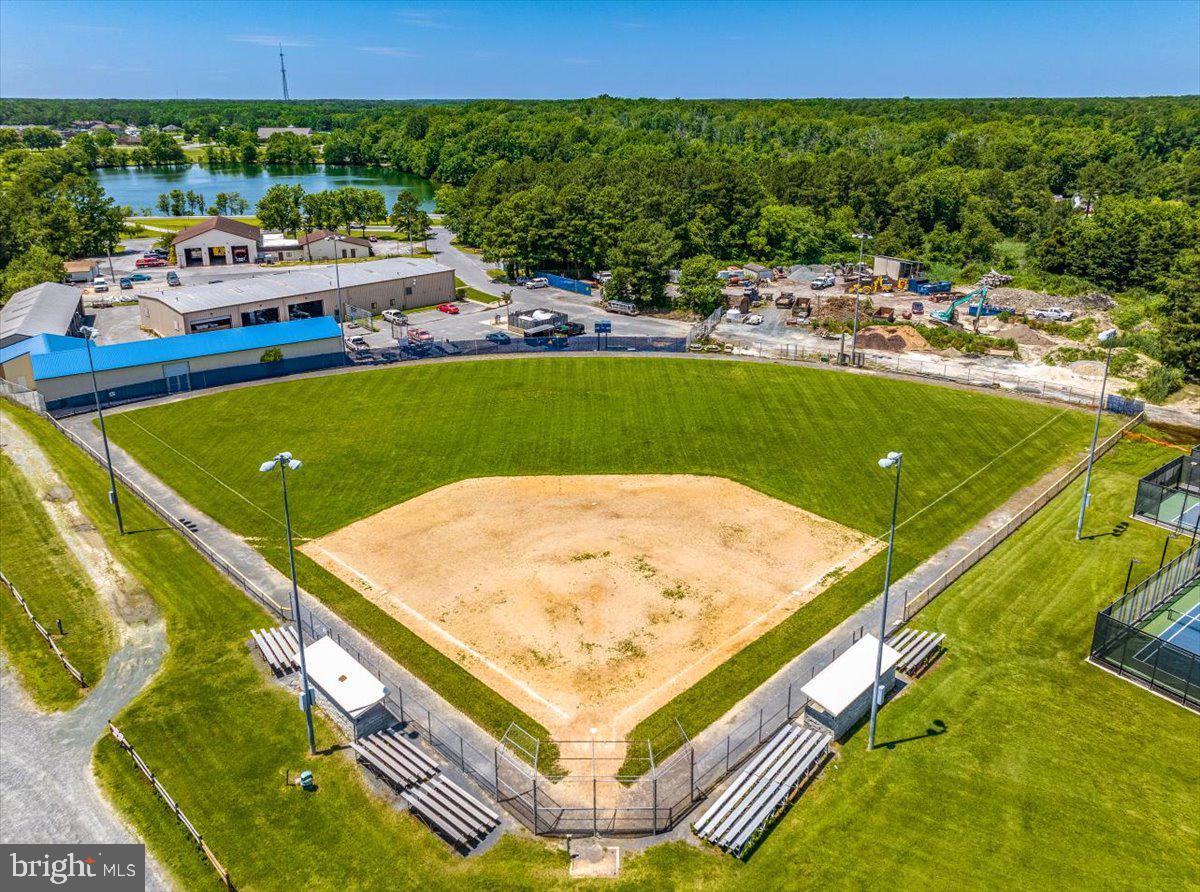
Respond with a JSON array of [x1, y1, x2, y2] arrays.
[[116, 414, 292, 532], [305, 543, 571, 719]]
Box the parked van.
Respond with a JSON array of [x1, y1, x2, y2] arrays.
[[604, 299, 639, 316]]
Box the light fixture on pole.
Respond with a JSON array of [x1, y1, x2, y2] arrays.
[[1076, 328, 1119, 541], [260, 451, 317, 755], [853, 232, 871, 274], [79, 326, 123, 535], [868, 450, 902, 751], [327, 235, 347, 355]]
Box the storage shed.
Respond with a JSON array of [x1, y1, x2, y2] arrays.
[[800, 635, 901, 740], [298, 635, 392, 739]]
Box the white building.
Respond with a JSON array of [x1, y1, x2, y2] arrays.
[[172, 216, 262, 268], [298, 230, 373, 261]]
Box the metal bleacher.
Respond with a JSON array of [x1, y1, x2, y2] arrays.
[[250, 626, 300, 676], [693, 723, 831, 857], [250, 628, 501, 851], [354, 727, 501, 851], [888, 628, 947, 677]]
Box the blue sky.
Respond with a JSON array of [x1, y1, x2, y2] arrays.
[[1, 0, 1197, 99]]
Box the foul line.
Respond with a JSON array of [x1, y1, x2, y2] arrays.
[[116, 414, 292, 533], [305, 543, 571, 720]]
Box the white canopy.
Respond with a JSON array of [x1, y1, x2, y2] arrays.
[[801, 634, 900, 716], [298, 636, 388, 718]]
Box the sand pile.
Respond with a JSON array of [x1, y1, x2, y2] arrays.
[[1005, 323, 1056, 347], [856, 325, 930, 353]]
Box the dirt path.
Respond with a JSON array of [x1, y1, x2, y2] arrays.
[[0, 416, 170, 888]]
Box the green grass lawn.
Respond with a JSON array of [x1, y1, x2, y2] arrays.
[[455, 275, 498, 304], [4, 401, 1193, 890], [0, 451, 116, 709], [127, 216, 260, 232], [104, 358, 1112, 770]]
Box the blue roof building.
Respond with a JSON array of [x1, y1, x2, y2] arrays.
[[1, 317, 344, 413]]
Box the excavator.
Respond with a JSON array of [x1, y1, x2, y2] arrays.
[[930, 286, 988, 330]]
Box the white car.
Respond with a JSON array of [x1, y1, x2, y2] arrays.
[[1031, 307, 1073, 321], [382, 309, 407, 325], [524, 277, 549, 289], [92, 276, 108, 293], [743, 313, 764, 325]]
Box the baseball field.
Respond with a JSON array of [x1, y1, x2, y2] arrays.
[[102, 356, 1111, 766]]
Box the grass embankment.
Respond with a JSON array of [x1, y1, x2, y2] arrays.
[[9, 401, 1194, 889], [127, 216, 260, 232], [455, 275, 498, 305], [0, 450, 115, 709], [104, 359, 1110, 770], [0, 404, 566, 889]]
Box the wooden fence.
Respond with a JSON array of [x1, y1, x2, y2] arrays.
[[903, 412, 1144, 620], [1, 569, 87, 688], [107, 723, 233, 889]]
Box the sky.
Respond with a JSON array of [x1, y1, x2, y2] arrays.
[[1, 0, 1198, 100]]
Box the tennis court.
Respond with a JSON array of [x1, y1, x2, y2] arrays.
[[1139, 581, 1200, 659], [1153, 491, 1200, 533]]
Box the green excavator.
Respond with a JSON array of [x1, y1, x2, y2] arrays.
[[930, 286, 988, 329]]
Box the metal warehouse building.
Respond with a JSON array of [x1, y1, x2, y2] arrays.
[[2, 317, 344, 412], [138, 257, 455, 337], [0, 282, 84, 349]]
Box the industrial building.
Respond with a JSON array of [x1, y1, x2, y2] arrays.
[[0, 281, 84, 349], [172, 216, 263, 268], [138, 257, 455, 337], [0, 317, 344, 412]]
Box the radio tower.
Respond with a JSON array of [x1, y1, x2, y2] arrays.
[[279, 45, 290, 100]]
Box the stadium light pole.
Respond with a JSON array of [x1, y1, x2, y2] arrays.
[[1123, 558, 1142, 596], [850, 294, 861, 366], [853, 231, 870, 273], [868, 450, 903, 752], [328, 235, 347, 355], [1076, 328, 1119, 541], [79, 326, 123, 535], [261, 451, 316, 755]]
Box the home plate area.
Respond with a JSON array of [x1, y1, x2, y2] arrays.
[[301, 474, 880, 742]]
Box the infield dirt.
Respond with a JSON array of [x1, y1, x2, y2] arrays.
[[301, 474, 880, 741]]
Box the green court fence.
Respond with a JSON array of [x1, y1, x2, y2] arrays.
[[1133, 448, 1200, 533], [1089, 542, 1200, 710]]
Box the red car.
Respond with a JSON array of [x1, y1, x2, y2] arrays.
[[136, 257, 167, 268], [437, 303, 460, 314]]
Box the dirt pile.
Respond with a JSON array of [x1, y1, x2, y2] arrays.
[[812, 295, 871, 325], [985, 287, 1115, 314], [1005, 323, 1056, 347], [856, 325, 931, 353]]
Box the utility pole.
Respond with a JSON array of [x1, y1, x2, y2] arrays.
[[279, 45, 290, 101]]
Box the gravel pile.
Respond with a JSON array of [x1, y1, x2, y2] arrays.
[[985, 287, 1115, 314]]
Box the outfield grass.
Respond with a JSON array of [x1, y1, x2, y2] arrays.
[[0, 451, 115, 710], [104, 358, 1112, 767], [6, 401, 1193, 890]]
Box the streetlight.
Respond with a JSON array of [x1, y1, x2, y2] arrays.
[[79, 326, 123, 535], [868, 450, 903, 751], [326, 235, 347, 355], [260, 451, 316, 755], [853, 232, 871, 274], [849, 293, 861, 366], [1076, 328, 1119, 541]]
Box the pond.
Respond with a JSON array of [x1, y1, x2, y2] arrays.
[[92, 164, 436, 214]]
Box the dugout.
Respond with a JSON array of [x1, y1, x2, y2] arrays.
[[801, 635, 901, 740], [300, 635, 392, 739]]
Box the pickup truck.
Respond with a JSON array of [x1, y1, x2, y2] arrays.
[[810, 274, 836, 290], [1030, 307, 1073, 322]]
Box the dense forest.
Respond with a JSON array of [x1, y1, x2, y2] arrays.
[[2, 96, 1197, 382]]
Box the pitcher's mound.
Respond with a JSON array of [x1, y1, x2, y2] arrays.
[[301, 475, 879, 740]]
